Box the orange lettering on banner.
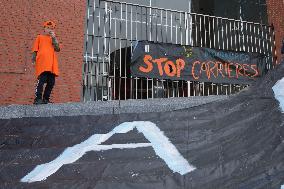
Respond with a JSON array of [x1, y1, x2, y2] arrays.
[[235, 63, 243, 78], [164, 61, 177, 77], [200, 62, 211, 79], [227, 63, 234, 78], [217, 62, 225, 78], [208, 61, 218, 78], [139, 55, 259, 81], [176, 59, 185, 77], [139, 55, 153, 73], [242, 64, 250, 77], [153, 58, 168, 76], [191, 61, 259, 80], [140, 55, 185, 77], [250, 65, 259, 78], [192, 61, 200, 80]]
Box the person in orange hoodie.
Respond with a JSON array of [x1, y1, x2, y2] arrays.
[[32, 21, 60, 104]]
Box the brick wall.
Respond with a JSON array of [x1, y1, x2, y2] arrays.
[[0, 0, 86, 105], [266, 0, 284, 63]]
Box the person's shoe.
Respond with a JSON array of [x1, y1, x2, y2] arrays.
[[43, 99, 52, 104], [33, 98, 44, 105]]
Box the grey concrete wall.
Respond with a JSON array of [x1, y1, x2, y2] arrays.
[[0, 96, 228, 119]]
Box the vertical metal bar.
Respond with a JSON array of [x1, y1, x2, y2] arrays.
[[242, 21, 245, 52], [236, 21, 239, 51], [119, 3, 122, 100], [212, 17, 215, 49], [125, 3, 128, 39], [233, 21, 237, 51], [221, 18, 224, 50], [140, 6, 143, 99], [159, 9, 163, 42], [185, 12, 188, 45], [195, 14, 198, 46], [95, 0, 101, 101], [160, 10, 165, 95], [207, 83, 210, 96], [107, 2, 112, 100], [245, 22, 249, 52], [202, 82, 205, 96], [135, 5, 138, 41], [176, 81, 180, 97], [251, 24, 254, 52], [187, 81, 190, 97], [101, 1, 108, 100], [204, 15, 207, 47], [85, 0, 91, 101], [260, 25, 264, 55], [125, 3, 128, 100], [165, 10, 168, 43], [253, 24, 257, 53], [96, 0, 101, 101], [217, 17, 220, 49], [170, 12, 173, 43], [180, 12, 182, 44], [175, 13, 178, 44], [130, 4, 133, 99], [237, 21, 240, 51], [155, 9, 158, 42], [103, 2, 107, 75], [146, 7, 148, 41], [149, 2, 152, 42], [229, 21, 232, 50], [239, 21, 243, 51], [150, 7, 154, 98], [134, 6, 138, 99], [225, 19, 228, 50], [246, 22, 250, 52], [249, 24, 253, 52], [193, 82, 196, 96], [209, 16, 212, 48], [216, 84, 219, 95], [83, 0, 90, 102], [211, 83, 214, 96], [113, 3, 117, 100], [255, 25, 260, 52], [199, 15, 202, 47], [189, 13, 193, 46]]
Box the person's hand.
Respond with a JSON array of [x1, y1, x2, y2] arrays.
[[32, 61, 35, 66], [49, 31, 56, 38]]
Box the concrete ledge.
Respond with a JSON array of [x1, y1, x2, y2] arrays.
[[0, 96, 228, 119]]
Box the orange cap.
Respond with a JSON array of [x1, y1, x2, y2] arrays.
[[43, 21, 56, 29]]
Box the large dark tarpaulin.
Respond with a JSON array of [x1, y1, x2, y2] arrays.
[[1, 63, 284, 189], [131, 41, 267, 84]]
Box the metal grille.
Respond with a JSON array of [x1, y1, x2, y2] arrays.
[[83, 0, 276, 101]]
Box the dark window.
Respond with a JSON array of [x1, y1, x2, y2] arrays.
[[192, 0, 268, 24]]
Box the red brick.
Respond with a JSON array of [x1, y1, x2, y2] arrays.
[[0, 0, 85, 105], [267, 0, 284, 63]]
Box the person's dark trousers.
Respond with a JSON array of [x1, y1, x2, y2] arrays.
[[35, 71, 55, 102]]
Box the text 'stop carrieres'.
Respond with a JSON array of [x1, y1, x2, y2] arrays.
[[130, 41, 267, 84]]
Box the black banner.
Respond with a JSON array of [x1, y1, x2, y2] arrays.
[[131, 41, 267, 84]]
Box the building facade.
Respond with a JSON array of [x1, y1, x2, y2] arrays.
[[0, 0, 283, 105]]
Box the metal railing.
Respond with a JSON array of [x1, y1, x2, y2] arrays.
[[82, 0, 276, 101]]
